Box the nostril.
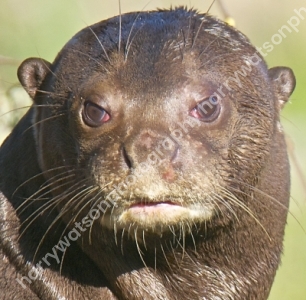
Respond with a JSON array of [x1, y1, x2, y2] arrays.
[[122, 146, 133, 169]]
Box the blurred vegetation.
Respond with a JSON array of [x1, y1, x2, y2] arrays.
[[0, 1, 305, 299]]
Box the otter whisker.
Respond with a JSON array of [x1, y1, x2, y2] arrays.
[[186, 222, 197, 253], [172, 235, 199, 268], [231, 178, 291, 212], [124, 1, 153, 61], [89, 182, 113, 209], [120, 228, 125, 255], [207, 0, 218, 14], [160, 242, 173, 271], [168, 225, 176, 245], [219, 187, 271, 240], [57, 184, 96, 221], [197, 34, 223, 60], [40, 58, 58, 82], [13, 165, 74, 198], [169, 240, 181, 269], [100, 201, 111, 228], [127, 223, 132, 239], [31, 177, 88, 225], [180, 223, 186, 262], [177, 223, 183, 245], [190, 219, 200, 234], [118, 0, 122, 53], [18, 174, 79, 215], [13, 166, 74, 196], [87, 182, 113, 231], [16, 172, 76, 214], [18, 178, 80, 236], [32, 183, 94, 260], [59, 246, 68, 276], [192, 15, 205, 48], [34, 90, 67, 99], [174, 32, 185, 62], [212, 191, 239, 222], [72, 185, 99, 212], [87, 190, 106, 243], [19, 180, 86, 244], [113, 221, 118, 246], [181, 8, 193, 58], [87, 26, 111, 64], [192, 0, 218, 49], [229, 180, 306, 233], [0, 106, 31, 118], [22, 113, 65, 135], [142, 229, 147, 251], [70, 49, 109, 72], [198, 52, 235, 69], [207, 193, 224, 220], [154, 241, 157, 272], [124, 23, 145, 61], [54, 184, 98, 244], [108, 200, 118, 229], [134, 227, 148, 268]]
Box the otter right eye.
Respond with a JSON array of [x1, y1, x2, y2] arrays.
[[82, 101, 110, 127], [189, 96, 221, 122]]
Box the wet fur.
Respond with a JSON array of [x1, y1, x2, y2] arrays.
[[0, 7, 296, 300]]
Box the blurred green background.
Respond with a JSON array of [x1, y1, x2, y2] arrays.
[[0, 1, 305, 299]]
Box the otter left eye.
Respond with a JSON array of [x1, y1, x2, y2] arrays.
[[190, 96, 221, 122], [83, 101, 110, 127]]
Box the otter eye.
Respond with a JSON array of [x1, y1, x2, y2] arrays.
[[83, 101, 110, 127], [190, 96, 221, 122]]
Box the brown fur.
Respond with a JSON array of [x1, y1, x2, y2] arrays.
[[0, 8, 296, 299]]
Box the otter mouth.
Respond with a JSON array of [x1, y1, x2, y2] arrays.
[[111, 199, 213, 231], [122, 200, 189, 229], [129, 200, 181, 210], [99, 198, 214, 232], [128, 200, 184, 216]]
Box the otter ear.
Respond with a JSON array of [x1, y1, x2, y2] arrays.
[[268, 67, 296, 110], [17, 58, 51, 100]]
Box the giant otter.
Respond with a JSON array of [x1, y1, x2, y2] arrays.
[[0, 7, 296, 300]]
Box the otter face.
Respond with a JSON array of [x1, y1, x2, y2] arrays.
[[17, 9, 295, 237]]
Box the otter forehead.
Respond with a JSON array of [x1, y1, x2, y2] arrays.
[[51, 8, 260, 98], [69, 8, 252, 53]]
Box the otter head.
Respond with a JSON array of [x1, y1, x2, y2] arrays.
[[17, 8, 295, 244]]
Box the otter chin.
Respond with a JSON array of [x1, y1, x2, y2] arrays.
[[0, 7, 296, 300]]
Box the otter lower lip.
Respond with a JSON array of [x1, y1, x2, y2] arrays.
[[130, 201, 180, 208], [127, 201, 184, 216]]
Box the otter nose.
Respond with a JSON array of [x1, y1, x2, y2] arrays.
[[122, 130, 179, 170]]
